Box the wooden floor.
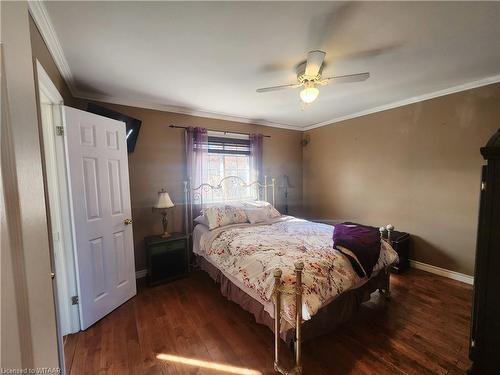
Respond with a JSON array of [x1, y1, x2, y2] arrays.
[[64, 268, 472, 375]]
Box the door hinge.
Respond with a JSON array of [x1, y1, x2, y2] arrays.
[[481, 181, 486, 191], [56, 126, 64, 136], [71, 295, 79, 305]]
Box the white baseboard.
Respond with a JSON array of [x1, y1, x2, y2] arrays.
[[135, 269, 148, 279], [409, 260, 474, 285]]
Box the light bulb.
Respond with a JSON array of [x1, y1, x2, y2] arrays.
[[299, 82, 319, 104]]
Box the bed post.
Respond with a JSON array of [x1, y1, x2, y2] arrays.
[[379, 226, 386, 239], [264, 175, 268, 202], [273, 268, 282, 372], [272, 177, 276, 207], [273, 262, 304, 375], [379, 224, 394, 298], [294, 261, 304, 374], [188, 177, 193, 233], [386, 224, 394, 244], [184, 180, 189, 236]]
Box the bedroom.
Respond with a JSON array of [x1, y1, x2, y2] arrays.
[[2, 1, 500, 374]]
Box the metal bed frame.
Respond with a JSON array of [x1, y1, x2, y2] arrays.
[[183, 175, 276, 235], [183, 175, 394, 375]]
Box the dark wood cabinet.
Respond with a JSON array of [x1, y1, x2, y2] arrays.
[[469, 129, 500, 374], [388, 231, 411, 273], [145, 233, 189, 286]]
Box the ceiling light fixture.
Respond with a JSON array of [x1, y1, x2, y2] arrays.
[[257, 50, 370, 108], [299, 82, 319, 104]]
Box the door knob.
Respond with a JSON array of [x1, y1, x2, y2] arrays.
[[124, 218, 133, 225]]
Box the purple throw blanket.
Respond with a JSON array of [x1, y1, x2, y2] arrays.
[[333, 224, 381, 278]]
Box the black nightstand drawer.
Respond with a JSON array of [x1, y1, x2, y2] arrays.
[[145, 234, 188, 286], [150, 240, 185, 255]]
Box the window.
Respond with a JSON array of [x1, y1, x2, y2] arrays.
[[203, 135, 256, 202]]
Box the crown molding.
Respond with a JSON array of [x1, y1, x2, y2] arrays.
[[29, 0, 500, 133], [75, 91, 304, 131], [303, 74, 500, 131], [72, 74, 500, 134], [28, 0, 77, 96]]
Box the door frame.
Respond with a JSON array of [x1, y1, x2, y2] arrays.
[[36, 60, 80, 335]]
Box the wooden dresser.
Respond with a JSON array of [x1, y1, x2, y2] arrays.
[[469, 129, 500, 374]]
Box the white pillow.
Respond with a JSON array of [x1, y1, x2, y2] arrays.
[[193, 215, 209, 226], [203, 205, 248, 230], [244, 204, 281, 224]]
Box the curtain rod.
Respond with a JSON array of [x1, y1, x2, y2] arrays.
[[169, 124, 271, 138]]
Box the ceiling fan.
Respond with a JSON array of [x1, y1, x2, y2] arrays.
[[256, 50, 370, 104]]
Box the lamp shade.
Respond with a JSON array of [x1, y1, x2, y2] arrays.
[[283, 174, 293, 188], [155, 190, 174, 209]]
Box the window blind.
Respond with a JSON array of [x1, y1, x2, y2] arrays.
[[207, 136, 251, 155]]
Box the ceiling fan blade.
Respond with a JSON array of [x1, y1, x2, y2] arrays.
[[308, 3, 359, 52], [320, 72, 370, 84], [339, 44, 402, 61], [256, 83, 302, 93], [304, 50, 326, 77]]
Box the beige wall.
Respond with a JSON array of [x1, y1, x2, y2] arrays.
[[28, 14, 304, 272], [74, 101, 304, 271], [30, 13, 302, 270], [303, 83, 500, 276], [27, 8, 498, 277]]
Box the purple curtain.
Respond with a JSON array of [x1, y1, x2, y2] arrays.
[[185, 127, 208, 191], [249, 133, 263, 184]]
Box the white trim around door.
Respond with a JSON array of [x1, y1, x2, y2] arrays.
[[36, 60, 80, 336]]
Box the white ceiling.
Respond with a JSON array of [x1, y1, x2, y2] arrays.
[[39, 1, 500, 130]]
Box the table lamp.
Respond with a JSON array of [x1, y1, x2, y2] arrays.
[[154, 188, 175, 238]]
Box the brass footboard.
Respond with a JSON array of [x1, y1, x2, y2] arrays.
[[273, 261, 303, 375], [272, 224, 395, 374]]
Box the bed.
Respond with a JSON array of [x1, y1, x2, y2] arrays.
[[183, 176, 398, 374]]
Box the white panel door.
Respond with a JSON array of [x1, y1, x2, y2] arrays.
[[63, 106, 136, 330]]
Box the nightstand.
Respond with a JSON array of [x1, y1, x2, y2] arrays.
[[387, 231, 411, 273], [144, 233, 189, 286]]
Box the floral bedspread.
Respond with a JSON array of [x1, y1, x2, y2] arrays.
[[199, 216, 398, 326]]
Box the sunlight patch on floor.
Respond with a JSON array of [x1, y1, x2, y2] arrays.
[[156, 353, 263, 375]]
